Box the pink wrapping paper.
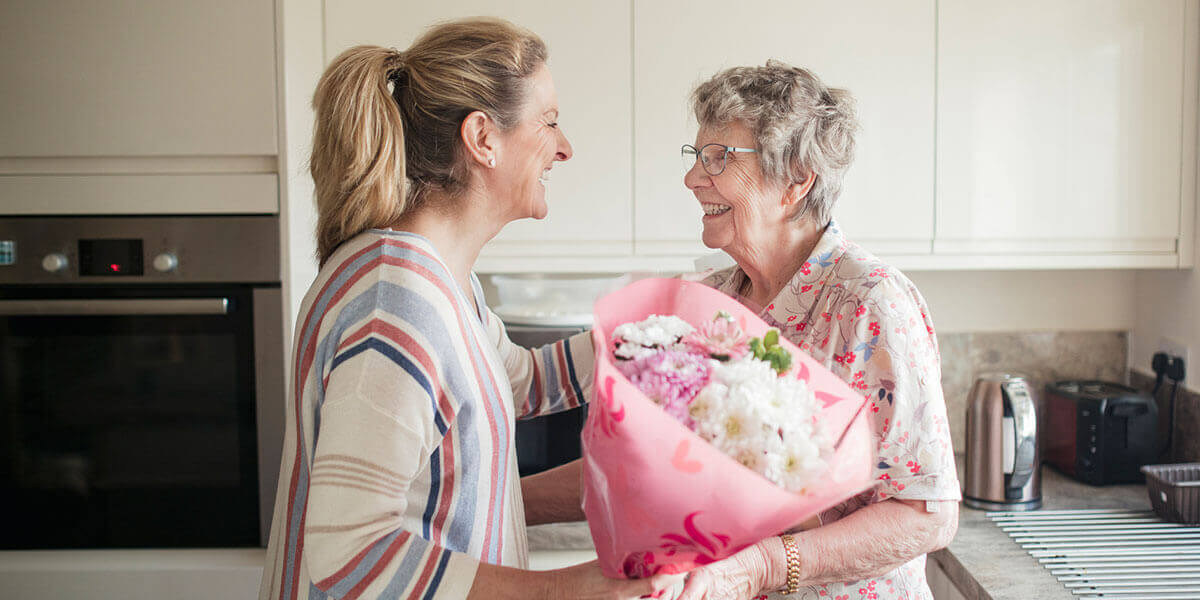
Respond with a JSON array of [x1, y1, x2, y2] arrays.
[[581, 277, 875, 578]]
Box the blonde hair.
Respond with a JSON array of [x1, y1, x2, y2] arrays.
[[692, 60, 858, 227], [310, 17, 548, 265]]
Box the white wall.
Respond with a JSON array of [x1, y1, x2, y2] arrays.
[[1132, 207, 1200, 391], [909, 271, 1137, 335], [279, 0, 322, 345]]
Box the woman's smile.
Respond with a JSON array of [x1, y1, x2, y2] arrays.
[[701, 202, 731, 217]]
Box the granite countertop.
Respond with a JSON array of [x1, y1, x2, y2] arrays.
[[935, 464, 1150, 600], [527, 464, 1153, 600]]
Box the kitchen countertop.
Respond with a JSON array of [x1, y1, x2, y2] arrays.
[[526, 465, 1153, 599], [934, 464, 1150, 600]]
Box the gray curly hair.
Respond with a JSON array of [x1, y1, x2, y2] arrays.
[[691, 60, 859, 227]]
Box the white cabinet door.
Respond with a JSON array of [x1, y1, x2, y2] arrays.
[[937, 0, 1187, 264], [325, 2, 634, 268], [0, 0, 277, 157], [633, 1, 937, 262]]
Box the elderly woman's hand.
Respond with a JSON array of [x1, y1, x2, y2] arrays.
[[676, 539, 777, 600]]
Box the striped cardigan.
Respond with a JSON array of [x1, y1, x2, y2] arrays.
[[260, 230, 594, 600]]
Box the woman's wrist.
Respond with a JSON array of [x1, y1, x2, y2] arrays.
[[755, 535, 788, 592]]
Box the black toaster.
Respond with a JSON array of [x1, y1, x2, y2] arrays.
[[1043, 381, 1159, 485]]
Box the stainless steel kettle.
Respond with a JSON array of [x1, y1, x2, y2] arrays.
[[964, 373, 1042, 511]]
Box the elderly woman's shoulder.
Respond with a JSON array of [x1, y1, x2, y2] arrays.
[[833, 238, 929, 313]]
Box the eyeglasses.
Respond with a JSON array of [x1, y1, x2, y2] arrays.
[[681, 143, 758, 176]]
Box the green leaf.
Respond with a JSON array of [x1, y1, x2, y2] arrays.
[[749, 337, 765, 358], [769, 349, 792, 374], [764, 328, 779, 349]]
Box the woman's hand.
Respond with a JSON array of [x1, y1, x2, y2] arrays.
[[676, 541, 772, 600], [471, 559, 683, 600], [550, 560, 685, 600]]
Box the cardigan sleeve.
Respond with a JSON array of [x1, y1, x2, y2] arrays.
[[482, 306, 595, 419], [302, 315, 478, 600]]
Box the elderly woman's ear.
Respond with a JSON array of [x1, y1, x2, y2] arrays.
[[784, 171, 817, 208]]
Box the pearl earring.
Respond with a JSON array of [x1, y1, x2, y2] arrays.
[[488, 157, 496, 168]]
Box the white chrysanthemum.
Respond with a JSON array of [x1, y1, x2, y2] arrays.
[[688, 383, 724, 422], [612, 315, 695, 360], [613, 314, 694, 347], [690, 355, 832, 491]]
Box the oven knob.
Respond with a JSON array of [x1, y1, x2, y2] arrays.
[[153, 252, 179, 272], [41, 253, 68, 273]]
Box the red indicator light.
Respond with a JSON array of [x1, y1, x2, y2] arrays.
[[110, 263, 121, 272]]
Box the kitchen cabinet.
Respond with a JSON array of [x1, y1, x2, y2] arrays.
[[631, 0, 937, 264], [0, 0, 280, 215], [305, 1, 1197, 273], [935, 0, 1197, 269], [0, 0, 277, 157], [324, 0, 635, 269], [926, 556, 968, 600]]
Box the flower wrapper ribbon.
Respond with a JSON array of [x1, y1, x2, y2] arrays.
[[581, 277, 875, 578]]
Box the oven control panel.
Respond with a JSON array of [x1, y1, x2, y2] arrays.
[[0, 215, 280, 284]]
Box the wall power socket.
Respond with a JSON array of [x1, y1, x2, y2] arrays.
[[1157, 336, 1189, 385]]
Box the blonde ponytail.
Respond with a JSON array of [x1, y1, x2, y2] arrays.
[[309, 18, 547, 266], [311, 46, 407, 266]]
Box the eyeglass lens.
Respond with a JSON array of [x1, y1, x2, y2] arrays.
[[681, 144, 728, 175]]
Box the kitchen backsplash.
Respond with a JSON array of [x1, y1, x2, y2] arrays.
[[938, 331, 1128, 455], [1130, 369, 1200, 463]]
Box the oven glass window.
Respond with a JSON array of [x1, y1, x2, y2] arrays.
[[0, 288, 259, 549]]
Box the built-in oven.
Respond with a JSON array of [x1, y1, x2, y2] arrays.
[[0, 216, 284, 549]]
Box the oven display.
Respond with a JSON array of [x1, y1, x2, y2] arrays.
[[79, 239, 143, 276]]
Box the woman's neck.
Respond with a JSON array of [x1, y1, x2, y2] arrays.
[[735, 219, 824, 309], [393, 189, 504, 300]]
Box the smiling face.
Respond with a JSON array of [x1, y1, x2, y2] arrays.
[[684, 121, 792, 255], [493, 63, 573, 222]]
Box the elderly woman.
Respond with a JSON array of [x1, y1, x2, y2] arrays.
[[260, 18, 680, 600], [676, 61, 960, 600]]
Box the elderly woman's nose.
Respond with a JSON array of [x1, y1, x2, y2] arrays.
[[684, 159, 709, 189], [555, 128, 573, 161]]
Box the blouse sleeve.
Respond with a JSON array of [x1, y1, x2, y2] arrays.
[[831, 280, 961, 505], [483, 307, 595, 419], [302, 314, 478, 600]]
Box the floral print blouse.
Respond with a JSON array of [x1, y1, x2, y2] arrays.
[[700, 221, 961, 600]]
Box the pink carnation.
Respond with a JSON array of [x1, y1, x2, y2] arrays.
[[684, 315, 749, 361], [616, 349, 711, 426]]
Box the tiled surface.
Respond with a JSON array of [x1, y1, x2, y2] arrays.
[[1130, 369, 1200, 462], [938, 332, 1128, 454]]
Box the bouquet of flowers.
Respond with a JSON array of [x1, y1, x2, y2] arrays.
[[581, 278, 875, 578], [613, 312, 830, 492]]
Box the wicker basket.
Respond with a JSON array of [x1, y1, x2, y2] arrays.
[[1142, 463, 1200, 524]]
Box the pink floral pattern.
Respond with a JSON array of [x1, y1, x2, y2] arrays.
[[658, 511, 733, 566], [702, 221, 960, 600]]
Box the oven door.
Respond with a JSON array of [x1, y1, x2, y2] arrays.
[[0, 286, 261, 549]]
